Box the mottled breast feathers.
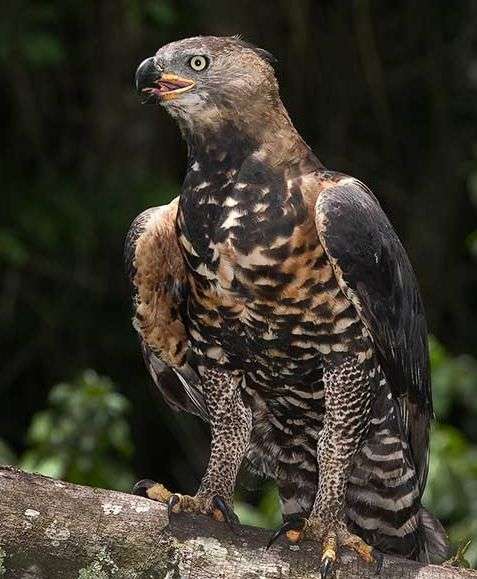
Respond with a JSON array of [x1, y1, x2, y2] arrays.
[[125, 170, 433, 499]]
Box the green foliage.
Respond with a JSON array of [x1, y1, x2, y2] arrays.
[[0, 439, 17, 466], [424, 338, 477, 567], [1, 371, 135, 492], [425, 424, 477, 566], [235, 483, 281, 529], [430, 337, 477, 433]]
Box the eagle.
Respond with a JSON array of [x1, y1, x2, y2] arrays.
[[127, 36, 448, 576]]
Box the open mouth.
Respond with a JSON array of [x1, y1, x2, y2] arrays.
[[142, 73, 196, 101]]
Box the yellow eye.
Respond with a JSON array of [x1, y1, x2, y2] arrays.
[[189, 55, 208, 72]]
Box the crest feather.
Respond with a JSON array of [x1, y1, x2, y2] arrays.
[[230, 36, 277, 69]]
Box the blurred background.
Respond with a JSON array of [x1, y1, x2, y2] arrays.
[[1, 0, 477, 566]]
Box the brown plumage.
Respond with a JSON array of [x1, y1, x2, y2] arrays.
[[131, 199, 187, 367], [127, 36, 449, 576]]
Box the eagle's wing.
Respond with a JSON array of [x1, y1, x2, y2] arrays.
[[314, 178, 432, 493], [124, 198, 208, 421]]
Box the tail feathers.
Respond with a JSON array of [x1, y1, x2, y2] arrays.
[[418, 507, 450, 564]]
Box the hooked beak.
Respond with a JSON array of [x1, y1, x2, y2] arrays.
[[135, 57, 196, 103]]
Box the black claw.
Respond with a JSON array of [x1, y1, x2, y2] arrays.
[[132, 478, 157, 497], [373, 550, 384, 575], [266, 516, 307, 550], [320, 557, 334, 579], [266, 526, 287, 550], [167, 494, 180, 519], [212, 495, 240, 532]]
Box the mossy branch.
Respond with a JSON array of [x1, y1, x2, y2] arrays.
[[0, 467, 475, 578]]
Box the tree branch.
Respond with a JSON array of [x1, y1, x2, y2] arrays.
[[0, 467, 475, 578]]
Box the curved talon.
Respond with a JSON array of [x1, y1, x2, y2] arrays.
[[267, 516, 307, 550], [373, 550, 384, 575], [320, 557, 334, 579], [212, 496, 240, 532], [132, 479, 157, 497], [167, 494, 180, 519]]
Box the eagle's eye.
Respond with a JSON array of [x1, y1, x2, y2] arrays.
[[189, 55, 209, 72]]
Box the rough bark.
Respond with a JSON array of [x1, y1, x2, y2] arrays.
[[0, 467, 475, 579]]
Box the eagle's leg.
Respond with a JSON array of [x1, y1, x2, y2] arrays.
[[269, 353, 381, 577], [169, 368, 252, 525], [136, 368, 252, 529]]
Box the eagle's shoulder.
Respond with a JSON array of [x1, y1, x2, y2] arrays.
[[125, 197, 184, 289], [293, 169, 348, 216]]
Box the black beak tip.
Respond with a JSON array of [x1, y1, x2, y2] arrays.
[[135, 56, 160, 96], [134, 69, 142, 93]]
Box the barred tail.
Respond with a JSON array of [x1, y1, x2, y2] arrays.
[[347, 384, 449, 562]]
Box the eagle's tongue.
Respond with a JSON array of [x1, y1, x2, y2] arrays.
[[158, 81, 179, 93]]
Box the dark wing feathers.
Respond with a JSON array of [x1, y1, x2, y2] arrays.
[[124, 203, 208, 422], [315, 179, 432, 492], [141, 341, 208, 421]]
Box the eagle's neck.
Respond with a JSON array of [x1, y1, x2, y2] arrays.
[[181, 99, 321, 182], [177, 100, 321, 267]]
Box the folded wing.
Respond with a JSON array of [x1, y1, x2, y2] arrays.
[[124, 198, 208, 421], [314, 178, 432, 493]]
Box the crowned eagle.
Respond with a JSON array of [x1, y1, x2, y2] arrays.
[[126, 36, 448, 577]]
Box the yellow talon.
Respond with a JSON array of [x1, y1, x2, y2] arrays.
[[322, 547, 337, 561], [212, 508, 225, 522], [342, 533, 375, 564], [321, 534, 337, 562], [145, 483, 173, 503], [356, 545, 374, 564]]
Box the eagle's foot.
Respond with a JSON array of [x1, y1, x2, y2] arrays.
[[132, 479, 239, 531], [268, 516, 383, 578], [168, 493, 239, 530]]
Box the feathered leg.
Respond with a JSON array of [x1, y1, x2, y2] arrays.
[[135, 367, 252, 529], [269, 353, 382, 577]]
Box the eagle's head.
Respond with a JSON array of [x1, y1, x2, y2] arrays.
[[135, 36, 279, 135]]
